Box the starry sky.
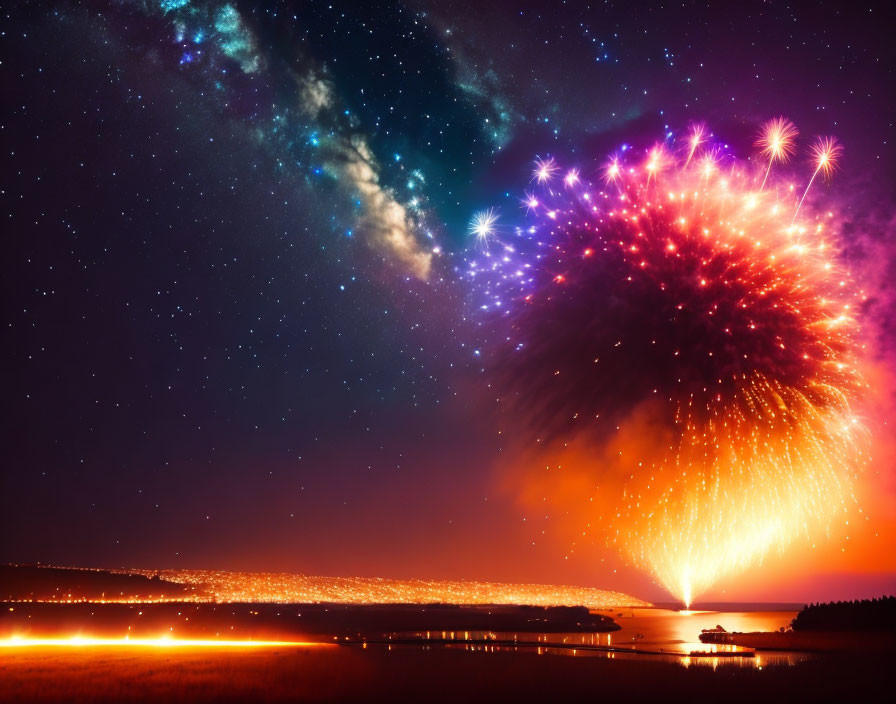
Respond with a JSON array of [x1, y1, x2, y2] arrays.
[[3, 0, 895, 602]]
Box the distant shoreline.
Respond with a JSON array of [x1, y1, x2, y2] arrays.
[[0, 564, 650, 609]]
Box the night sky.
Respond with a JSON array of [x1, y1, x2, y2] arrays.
[[3, 0, 895, 602]]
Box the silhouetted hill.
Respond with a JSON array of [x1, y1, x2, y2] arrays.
[[0, 565, 202, 602]]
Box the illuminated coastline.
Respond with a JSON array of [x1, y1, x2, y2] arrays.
[[10, 565, 650, 609]]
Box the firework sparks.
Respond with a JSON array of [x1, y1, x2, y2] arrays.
[[698, 150, 719, 181], [645, 145, 666, 183], [523, 192, 541, 212], [467, 124, 867, 606], [604, 156, 622, 184], [685, 123, 706, 166], [810, 136, 843, 178], [533, 157, 559, 184], [756, 117, 799, 190], [470, 208, 499, 244]]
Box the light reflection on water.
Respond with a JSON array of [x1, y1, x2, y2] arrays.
[[598, 607, 795, 651], [390, 608, 809, 668], [594, 607, 805, 666]]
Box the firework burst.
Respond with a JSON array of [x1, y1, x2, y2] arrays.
[[469, 207, 500, 245], [533, 156, 559, 184], [756, 116, 799, 190], [793, 136, 843, 224], [466, 124, 868, 605]]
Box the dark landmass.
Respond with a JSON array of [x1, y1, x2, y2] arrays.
[[0, 563, 618, 642], [700, 629, 896, 652], [791, 595, 896, 631], [0, 565, 204, 602], [700, 596, 896, 652], [0, 602, 618, 640], [1, 645, 891, 704]]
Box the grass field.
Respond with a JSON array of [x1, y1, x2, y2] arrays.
[[1, 644, 892, 703]]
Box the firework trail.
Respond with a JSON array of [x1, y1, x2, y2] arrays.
[[793, 136, 843, 224], [466, 123, 868, 605]]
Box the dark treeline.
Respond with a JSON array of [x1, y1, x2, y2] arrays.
[[791, 596, 896, 631]]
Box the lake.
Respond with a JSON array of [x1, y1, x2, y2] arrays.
[[410, 606, 805, 667]]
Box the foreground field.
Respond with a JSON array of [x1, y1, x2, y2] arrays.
[[0, 644, 891, 703]]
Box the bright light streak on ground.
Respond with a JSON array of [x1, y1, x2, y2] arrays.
[[0, 635, 332, 648]]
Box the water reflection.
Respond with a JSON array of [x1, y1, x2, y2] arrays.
[[595, 607, 806, 666], [384, 607, 809, 668]]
